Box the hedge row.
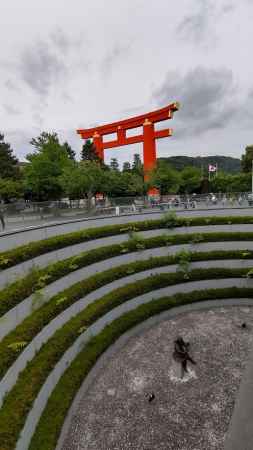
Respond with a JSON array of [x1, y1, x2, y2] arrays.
[[29, 286, 253, 450], [0, 249, 252, 380], [0, 219, 162, 269], [1, 214, 253, 269], [0, 267, 251, 450], [2, 230, 253, 317]]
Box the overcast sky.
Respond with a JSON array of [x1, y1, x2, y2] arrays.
[[1, 0, 253, 166]]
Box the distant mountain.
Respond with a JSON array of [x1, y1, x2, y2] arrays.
[[158, 156, 241, 173]]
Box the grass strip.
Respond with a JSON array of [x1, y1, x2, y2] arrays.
[[0, 267, 251, 450], [29, 286, 253, 450], [2, 230, 253, 317], [0, 249, 253, 381], [1, 214, 253, 269]]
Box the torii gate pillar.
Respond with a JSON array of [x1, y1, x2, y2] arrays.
[[143, 119, 156, 175], [92, 132, 104, 160], [77, 102, 179, 194]]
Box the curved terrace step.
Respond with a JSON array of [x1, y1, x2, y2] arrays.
[[2, 241, 253, 341], [1, 213, 253, 449], [2, 223, 253, 286], [1, 260, 253, 406], [15, 277, 253, 450], [2, 208, 253, 251]]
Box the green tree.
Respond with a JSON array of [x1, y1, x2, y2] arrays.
[[24, 132, 72, 201], [0, 133, 20, 179], [60, 161, 87, 199], [209, 172, 229, 193], [122, 161, 131, 172], [150, 162, 180, 194], [60, 161, 106, 206], [103, 170, 127, 197], [101, 170, 148, 197], [0, 179, 24, 202], [127, 173, 149, 196], [62, 142, 76, 160], [211, 172, 251, 193], [132, 153, 143, 175], [241, 146, 253, 173], [229, 173, 251, 192], [110, 158, 119, 171], [179, 166, 202, 194], [81, 139, 101, 162]]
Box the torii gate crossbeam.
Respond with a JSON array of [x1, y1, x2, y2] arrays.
[[77, 102, 179, 179]]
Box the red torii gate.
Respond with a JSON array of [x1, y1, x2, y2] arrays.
[[77, 101, 179, 181]]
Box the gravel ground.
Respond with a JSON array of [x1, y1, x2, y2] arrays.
[[62, 306, 253, 450]]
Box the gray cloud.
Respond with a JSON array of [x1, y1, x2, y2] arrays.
[[152, 66, 238, 138], [177, 0, 235, 44], [50, 29, 73, 54], [4, 79, 20, 92], [119, 104, 148, 116], [50, 28, 87, 55], [19, 40, 67, 97], [32, 112, 44, 127], [3, 104, 21, 116], [4, 128, 35, 161], [101, 42, 132, 76], [177, 1, 213, 43], [221, 3, 235, 14]]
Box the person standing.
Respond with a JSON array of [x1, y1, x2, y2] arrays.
[[0, 203, 5, 231]]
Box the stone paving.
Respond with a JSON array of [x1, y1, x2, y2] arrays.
[[62, 306, 253, 450]]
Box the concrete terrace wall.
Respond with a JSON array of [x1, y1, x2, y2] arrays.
[[2, 240, 253, 341], [2, 223, 253, 287], [1, 207, 253, 251]]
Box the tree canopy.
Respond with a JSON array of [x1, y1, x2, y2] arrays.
[[110, 158, 119, 171], [24, 132, 73, 201], [81, 139, 101, 162], [0, 133, 20, 179], [179, 166, 202, 194], [241, 145, 253, 173], [150, 162, 180, 194], [1, 129, 252, 203]]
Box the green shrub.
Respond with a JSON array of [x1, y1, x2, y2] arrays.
[[191, 233, 204, 244], [127, 231, 146, 250], [246, 269, 253, 278], [176, 249, 192, 279], [163, 210, 178, 228], [1, 230, 253, 318], [1, 215, 253, 270], [0, 220, 162, 270], [29, 285, 253, 450]]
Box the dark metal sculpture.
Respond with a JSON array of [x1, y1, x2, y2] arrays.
[[173, 337, 196, 378], [147, 393, 155, 402]]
